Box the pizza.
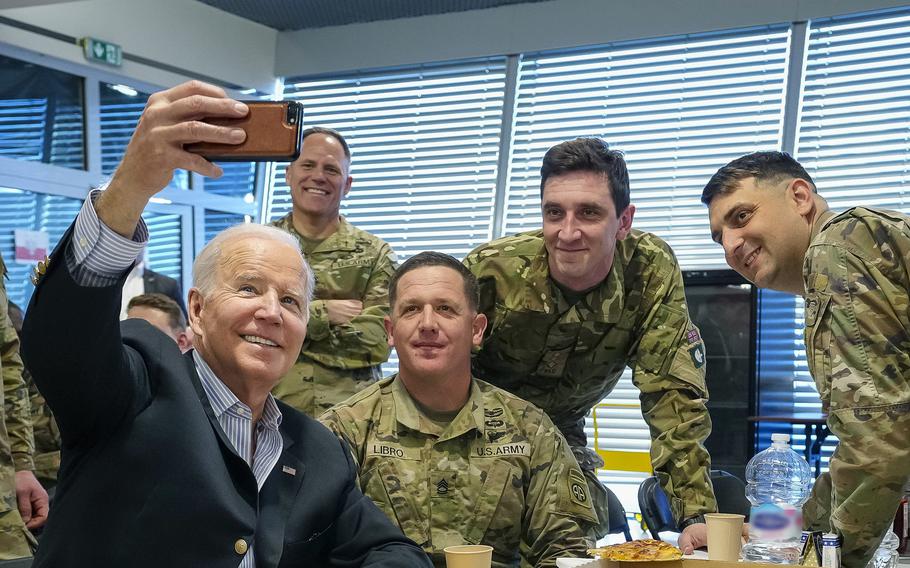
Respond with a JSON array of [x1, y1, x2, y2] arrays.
[[588, 539, 683, 561]]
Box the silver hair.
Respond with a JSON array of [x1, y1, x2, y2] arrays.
[[191, 223, 314, 303]]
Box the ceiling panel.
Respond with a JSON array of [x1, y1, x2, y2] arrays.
[[196, 0, 552, 31]]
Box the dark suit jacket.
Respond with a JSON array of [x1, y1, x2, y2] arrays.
[[142, 267, 187, 316], [21, 230, 431, 568]]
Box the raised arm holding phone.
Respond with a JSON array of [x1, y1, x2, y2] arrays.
[[20, 81, 430, 568]]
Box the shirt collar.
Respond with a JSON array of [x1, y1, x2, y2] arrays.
[[192, 350, 282, 428]]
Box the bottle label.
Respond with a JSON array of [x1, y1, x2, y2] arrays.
[[750, 503, 803, 542]]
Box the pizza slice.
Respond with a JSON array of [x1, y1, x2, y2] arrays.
[[588, 539, 683, 561]]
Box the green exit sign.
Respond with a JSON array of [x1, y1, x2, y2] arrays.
[[81, 37, 122, 67]]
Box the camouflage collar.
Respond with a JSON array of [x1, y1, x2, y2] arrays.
[[387, 375, 485, 442], [271, 213, 360, 252], [810, 209, 838, 243], [524, 241, 625, 322]]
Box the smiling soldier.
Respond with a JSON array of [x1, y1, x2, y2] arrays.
[[320, 252, 598, 567], [463, 137, 717, 552], [271, 127, 397, 416], [704, 151, 910, 567]]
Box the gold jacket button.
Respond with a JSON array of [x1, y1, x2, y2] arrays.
[[234, 538, 248, 555]]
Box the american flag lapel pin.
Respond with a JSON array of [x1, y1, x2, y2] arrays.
[[282, 465, 297, 476]]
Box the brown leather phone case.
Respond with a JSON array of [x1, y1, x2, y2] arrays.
[[185, 100, 302, 162]]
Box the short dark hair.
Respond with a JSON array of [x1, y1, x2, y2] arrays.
[[389, 252, 479, 313], [301, 126, 351, 160], [702, 151, 817, 205], [127, 293, 187, 332], [539, 137, 630, 215]]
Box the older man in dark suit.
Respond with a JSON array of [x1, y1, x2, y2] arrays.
[[20, 80, 431, 568]]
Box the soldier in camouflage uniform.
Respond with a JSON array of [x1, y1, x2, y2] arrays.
[[0, 254, 46, 557], [704, 151, 910, 567], [464, 138, 716, 549], [7, 302, 60, 489], [321, 252, 597, 567], [271, 127, 397, 416]]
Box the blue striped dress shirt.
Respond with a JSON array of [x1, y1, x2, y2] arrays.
[[67, 190, 284, 568]]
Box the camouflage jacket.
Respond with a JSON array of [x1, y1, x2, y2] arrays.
[[270, 214, 396, 416], [320, 376, 598, 568], [803, 207, 910, 567], [463, 230, 716, 523], [26, 366, 60, 485], [0, 254, 34, 557]]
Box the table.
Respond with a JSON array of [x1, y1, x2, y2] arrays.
[[747, 414, 829, 477]]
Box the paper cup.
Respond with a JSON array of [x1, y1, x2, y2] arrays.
[[706, 513, 745, 561], [444, 544, 494, 568]]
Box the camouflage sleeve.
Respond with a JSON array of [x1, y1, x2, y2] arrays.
[[318, 408, 367, 472], [804, 243, 910, 568], [632, 261, 716, 524], [802, 471, 832, 533], [0, 269, 34, 472], [306, 243, 397, 369], [522, 418, 598, 567]]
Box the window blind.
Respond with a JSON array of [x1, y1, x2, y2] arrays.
[[268, 58, 507, 260]]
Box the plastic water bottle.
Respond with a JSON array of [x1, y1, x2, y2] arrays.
[[867, 523, 899, 568], [742, 433, 813, 564]]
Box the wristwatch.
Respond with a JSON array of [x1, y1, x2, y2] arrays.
[[678, 514, 706, 530]]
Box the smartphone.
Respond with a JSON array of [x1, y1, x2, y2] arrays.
[[185, 100, 303, 162]]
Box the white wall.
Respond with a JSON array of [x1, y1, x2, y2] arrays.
[[276, 0, 910, 77], [0, 0, 278, 92]]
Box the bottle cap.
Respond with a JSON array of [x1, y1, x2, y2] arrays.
[[771, 433, 791, 444]]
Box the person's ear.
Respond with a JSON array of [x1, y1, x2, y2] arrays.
[[788, 179, 815, 217], [472, 313, 487, 347], [187, 289, 204, 336], [616, 204, 636, 240], [384, 315, 395, 348]]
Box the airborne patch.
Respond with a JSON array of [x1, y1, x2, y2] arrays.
[[567, 469, 589, 506]]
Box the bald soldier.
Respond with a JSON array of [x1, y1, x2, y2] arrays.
[[704, 151, 910, 567], [321, 252, 598, 567], [271, 127, 397, 416], [464, 138, 716, 550]]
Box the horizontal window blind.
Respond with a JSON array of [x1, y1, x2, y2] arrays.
[[0, 188, 82, 310], [508, 26, 791, 512], [0, 54, 84, 169], [789, 6, 910, 470], [268, 58, 507, 260], [142, 211, 183, 286], [100, 83, 188, 189], [204, 210, 249, 245], [506, 26, 790, 269]]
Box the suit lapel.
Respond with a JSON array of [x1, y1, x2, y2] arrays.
[[183, 352, 257, 500], [255, 429, 307, 567]]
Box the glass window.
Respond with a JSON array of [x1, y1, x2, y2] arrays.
[[207, 161, 258, 201], [204, 210, 248, 245], [0, 188, 83, 309], [142, 211, 183, 286], [0, 54, 84, 169], [100, 82, 188, 189]]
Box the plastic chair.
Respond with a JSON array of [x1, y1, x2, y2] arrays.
[[638, 469, 749, 539], [605, 485, 633, 541], [637, 475, 677, 538]]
